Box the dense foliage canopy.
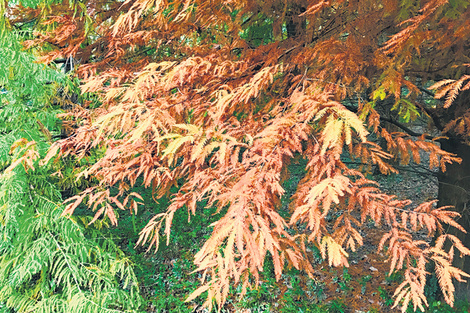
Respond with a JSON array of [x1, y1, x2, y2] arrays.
[[3, 0, 470, 312]]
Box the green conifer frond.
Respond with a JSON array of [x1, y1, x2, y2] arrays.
[[0, 28, 144, 313]]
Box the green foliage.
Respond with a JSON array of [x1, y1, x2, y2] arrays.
[[0, 32, 65, 106], [146, 258, 199, 313], [359, 275, 372, 295], [0, 28, 144, 313], [391, 98, 420, 123], [332, 267, 351, 294], [401, 297, 470, 313], [234, 261, 328, 312], [2, 0, 62, 12], [421, 299, 469, 313], [239, 13, 274, 47], [385, 270, 405, 284], [378, 286, 394, 307], [445, 0, 470, 18], [327, 299, 347, 313], [0, 31, 64, 170]]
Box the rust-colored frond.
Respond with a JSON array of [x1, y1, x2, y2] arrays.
[[430, 75, 470, 108], [392, 265, 428, 312], [381, 0, 448, 55], [428, 239, 470, 307], [320, 235, 349, 268], [4, 139, 40, 174]]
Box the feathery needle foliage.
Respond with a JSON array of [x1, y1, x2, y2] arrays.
[[4, 0, 470, 312], [0, 27, 144, 313]]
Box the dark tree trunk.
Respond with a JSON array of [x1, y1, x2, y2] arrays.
[[438, 137, 470, 299]]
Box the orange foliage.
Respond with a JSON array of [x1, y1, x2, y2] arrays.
[[9, 0, 470, 311]]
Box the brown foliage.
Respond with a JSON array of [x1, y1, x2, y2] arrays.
[[9, 0, 470, 311]]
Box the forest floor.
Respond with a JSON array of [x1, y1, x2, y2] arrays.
[[264, 163, 440, 313], [309, 156, 443, 312], [127, 152, 469, 312], [318, 169, 439, 313]]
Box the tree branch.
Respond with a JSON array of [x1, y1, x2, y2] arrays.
[[343, 104, 435, 139], [379, 116, 434, 139]]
